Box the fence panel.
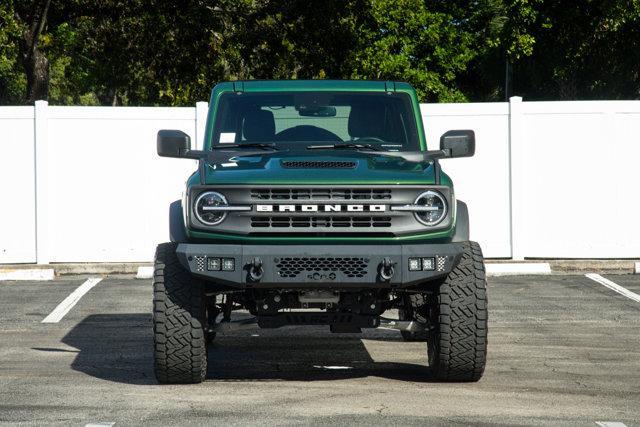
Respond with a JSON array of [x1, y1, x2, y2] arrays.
[[45, 107, 198, 262], [519, 101, 640, 258], [0, 107, 37, 263]]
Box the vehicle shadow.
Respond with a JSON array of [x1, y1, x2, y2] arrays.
[[61, 313, 156, 385], [61, 314, 436, 384]]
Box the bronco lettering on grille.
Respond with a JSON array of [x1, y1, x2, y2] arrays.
[[256, 204, 386, 212]]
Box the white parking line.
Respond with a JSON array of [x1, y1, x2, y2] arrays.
[[595, 422, 627, 427], [42, 278, 103, 323], [585, 274, 640, 303]]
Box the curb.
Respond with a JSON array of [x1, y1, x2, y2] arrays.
[[485, 263, 551, 276], [136, 266, 154, 279], [0, 268, 55, 281]]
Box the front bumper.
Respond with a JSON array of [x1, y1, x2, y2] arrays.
[[176, 243, 464, 289]]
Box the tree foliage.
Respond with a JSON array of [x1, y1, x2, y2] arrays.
[[0, 0, 639, 105]]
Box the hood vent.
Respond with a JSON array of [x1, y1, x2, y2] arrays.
[[281, 160, 357, 169]]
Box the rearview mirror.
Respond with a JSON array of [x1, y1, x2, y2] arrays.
[[157, 130, 191, 158], [440, 130, 475, 158], [296, 105, 337, 117]]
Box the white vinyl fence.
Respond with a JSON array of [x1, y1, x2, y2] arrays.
[[1, 98, 638, 264]]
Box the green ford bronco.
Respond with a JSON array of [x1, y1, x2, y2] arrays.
[[154, 80, 487, 383]]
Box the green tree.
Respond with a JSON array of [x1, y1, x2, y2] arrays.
[[1, 0, 53, 103], [349, 0, 477, 102], [512, 0, 640, 100], [0, 2, 26, 104], [2, 0, 639, 105], [220, 0, 363, 81], [14, 0, 52, 102]]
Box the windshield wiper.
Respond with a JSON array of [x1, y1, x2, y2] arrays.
[[211, 142, 278, 150], [306, 143, 381, 151], [307, 143, 453, 164]]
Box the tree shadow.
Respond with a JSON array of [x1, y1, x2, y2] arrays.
[[61, 314, 437, 385]]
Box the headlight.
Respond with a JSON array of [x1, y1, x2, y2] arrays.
[[414, 190, 447, 226], [194, 191, 228, 225]]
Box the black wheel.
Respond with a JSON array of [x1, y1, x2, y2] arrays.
[[399, 294, 429, 342], [427, 241, 488, 382], [153, 243, 208, 384]]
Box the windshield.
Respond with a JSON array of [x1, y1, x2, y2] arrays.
[[211, 91, 420, 151]]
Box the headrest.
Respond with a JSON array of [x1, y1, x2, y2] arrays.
[[243, 109, 275, 141], [348, 104, 386, 139]]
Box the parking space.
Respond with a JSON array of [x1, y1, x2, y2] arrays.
[[0, 274, 638, 425]]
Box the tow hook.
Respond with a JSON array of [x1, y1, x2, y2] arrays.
[[379, 257, 396, 281], [249, 257, 264, 281]]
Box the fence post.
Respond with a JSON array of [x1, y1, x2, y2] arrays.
[[195, 101, 209, 150], [508, 96, 524, 260], [34, 100, 49, 264]]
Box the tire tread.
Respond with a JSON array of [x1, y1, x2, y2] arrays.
[[153, 242, 207, 384], [430, 241, 487, 382]]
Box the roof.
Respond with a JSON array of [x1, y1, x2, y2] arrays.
[[211, 79, 415, 93]]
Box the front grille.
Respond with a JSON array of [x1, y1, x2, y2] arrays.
[[250, 188, 392, 201], [195, 185, 444, 236], [281, 160, 357, 169], [276, 257, 369, 278], [251, 216, 392, 228]]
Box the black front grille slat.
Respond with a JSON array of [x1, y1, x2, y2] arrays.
[[250, 188, 392, 201], [276, 257, 369, 278], [250, 216, 392, 228], [281, 160, 357, 169]]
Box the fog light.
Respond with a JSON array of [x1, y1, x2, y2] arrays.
[[207, 257, 221, 271], [422, 257, 435, 271], [222, 258, 235, 271], [408, 258, 422, 271]]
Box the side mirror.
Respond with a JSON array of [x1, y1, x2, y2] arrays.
[[440, 130, 475, 158], [157, 130, 191, 158]]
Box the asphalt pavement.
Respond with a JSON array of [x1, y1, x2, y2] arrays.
[[0, 274, 638, 426]]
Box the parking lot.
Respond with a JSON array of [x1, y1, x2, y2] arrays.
[[0, 274, 638, 426]]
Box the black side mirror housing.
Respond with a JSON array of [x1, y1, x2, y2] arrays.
[[157, 130, 192, 158], [440, 130, 475, 158]]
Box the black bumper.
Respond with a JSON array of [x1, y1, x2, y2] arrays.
[[175, 242, 464, 289]]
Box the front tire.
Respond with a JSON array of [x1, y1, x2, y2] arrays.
[[428, 241, 488, 381], [153, 243, 207, 384]]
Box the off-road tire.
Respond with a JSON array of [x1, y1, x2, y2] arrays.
[[428, 241, 487, 381], [153, 242, 207, 384]]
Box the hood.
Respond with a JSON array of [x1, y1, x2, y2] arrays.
[[197, 152, 437, 185]]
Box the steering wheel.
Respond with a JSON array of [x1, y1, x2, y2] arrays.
[[275, 125, 342, 142], [355, 136, 386, 143]]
